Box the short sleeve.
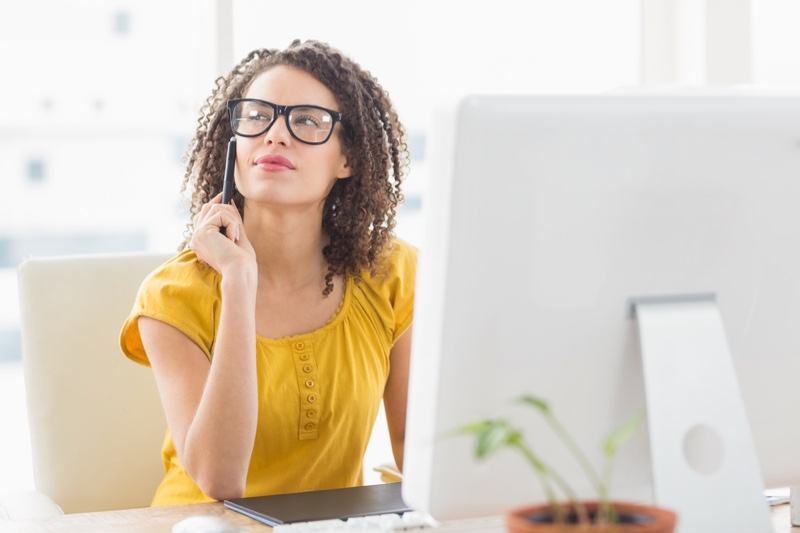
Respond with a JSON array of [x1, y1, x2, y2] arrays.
[[388, 239, 417, 341], [119, 250, 221, 367], [356, 238, 417, 345]]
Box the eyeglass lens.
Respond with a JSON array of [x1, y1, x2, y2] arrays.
[[231, 100, 335, 144]]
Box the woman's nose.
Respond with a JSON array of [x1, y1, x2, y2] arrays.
[[263, 114, 291, 145]]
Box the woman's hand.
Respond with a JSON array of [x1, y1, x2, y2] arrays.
[[189, 193, 256, 278]]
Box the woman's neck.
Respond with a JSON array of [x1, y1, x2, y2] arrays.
[[243, 206, 330, 291]]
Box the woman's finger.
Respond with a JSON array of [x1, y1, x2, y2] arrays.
[[197, 206, 239, 242], [194, 201, 214, 226], [216, 212, 239, 243], [195, 193, 229, 221], [192, 195, 243, 245]]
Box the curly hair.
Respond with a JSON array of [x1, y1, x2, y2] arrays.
[[179, 39, 408, 296]]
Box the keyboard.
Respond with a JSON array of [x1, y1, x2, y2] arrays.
[[272, 512, 506, 532]]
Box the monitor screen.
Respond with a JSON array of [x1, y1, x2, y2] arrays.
[[402, 93, 800, 531]]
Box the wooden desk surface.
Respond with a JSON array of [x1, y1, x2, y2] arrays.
[[1, 502, 798, 532], [0, 502, 271, 533]]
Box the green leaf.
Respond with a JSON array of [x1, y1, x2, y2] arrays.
[[475, 420, 520, 458], [603, 411, 645, 456], [518, 395, 550, 414], [444, 419, 514, 457], [448, 420, 494, 436]]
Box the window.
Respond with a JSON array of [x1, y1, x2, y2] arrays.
[[112, 10, 131, 35], [26, 158, 45, 183]]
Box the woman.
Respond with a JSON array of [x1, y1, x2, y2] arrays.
[[120, 39, 415, 506]]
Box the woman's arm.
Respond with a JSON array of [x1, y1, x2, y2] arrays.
[[383, 326, 413, 472], [139, 195, 259, 501]]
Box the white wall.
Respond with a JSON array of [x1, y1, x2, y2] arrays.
[[231, 0, 642, 131]]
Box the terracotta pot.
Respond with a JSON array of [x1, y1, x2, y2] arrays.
[[505, 501, 676, 532]]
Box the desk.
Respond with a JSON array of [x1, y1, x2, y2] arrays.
[[1, 502, 797, 533], [0, 502, 269, 533]]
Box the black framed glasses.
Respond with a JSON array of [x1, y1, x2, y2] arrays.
[[227, 98, 344, 145]]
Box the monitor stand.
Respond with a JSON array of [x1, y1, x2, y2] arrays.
[[791, 486, 800, 525], [631, 295, 771, 533]]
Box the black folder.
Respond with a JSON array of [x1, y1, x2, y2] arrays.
[[223, 482, 412, 526]]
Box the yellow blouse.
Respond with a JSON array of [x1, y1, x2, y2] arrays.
[[119, 238, 416, 506]]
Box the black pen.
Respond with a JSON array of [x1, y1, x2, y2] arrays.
[[220, 136, 236, 236]]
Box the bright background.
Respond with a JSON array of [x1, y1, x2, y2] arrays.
[[1, 0, 798, 496]]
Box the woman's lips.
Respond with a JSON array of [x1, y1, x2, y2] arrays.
[[255, 154, 295, 171]]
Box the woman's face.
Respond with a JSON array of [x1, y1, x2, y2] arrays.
[[233, 65, 349, 212]]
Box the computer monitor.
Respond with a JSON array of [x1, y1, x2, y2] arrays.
[[402, 93, 800, 533]]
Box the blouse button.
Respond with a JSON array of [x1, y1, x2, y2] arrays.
[[307, 410, 316, 418], [299, 354, 310, 361], [295, 341, 305, 350], [307, 394, 317, 403], [305, 379, 315, 388], [305, 422, 315, 430], [302, 365, 312, 373]]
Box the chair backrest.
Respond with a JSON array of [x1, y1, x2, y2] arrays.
[[17, 251, 172, 514]]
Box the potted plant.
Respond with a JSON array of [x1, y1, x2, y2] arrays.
[[453, 395, 677, 532]]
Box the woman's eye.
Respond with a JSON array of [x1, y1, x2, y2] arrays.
[[292, 114, 321, 128], [245, 112, 271, 122]]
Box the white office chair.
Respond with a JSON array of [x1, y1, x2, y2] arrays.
[[9, 251, 171, 516]]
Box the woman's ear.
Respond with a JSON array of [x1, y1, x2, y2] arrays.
[[335, 154, 351, 180]]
